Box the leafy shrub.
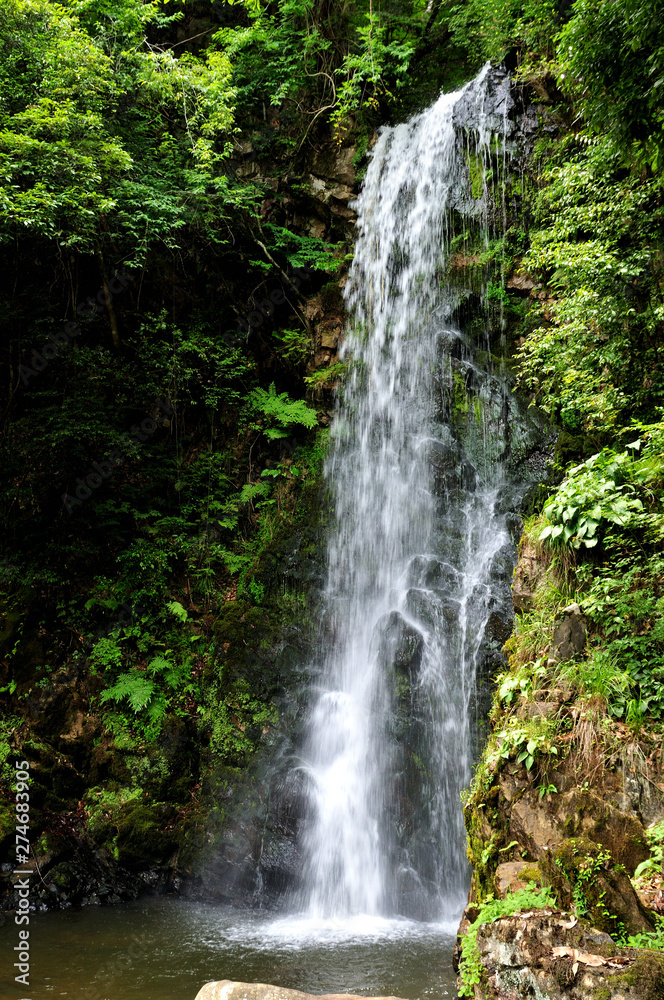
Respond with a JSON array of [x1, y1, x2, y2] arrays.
[[486, 716, 558, 772], [634, 821, 664, 880], [539, 447, 643, 552]]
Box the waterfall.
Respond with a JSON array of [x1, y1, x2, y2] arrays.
[[296, 67, 545, 923]]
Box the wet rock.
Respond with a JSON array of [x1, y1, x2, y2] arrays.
[[508, 787, 649, 876], [405, 588, 460, 634], [0, 837, 144, 913], [258, 837, 302, 897], [619, 764, 664, 827], [452, 901, 480, 973], [195, 985, 408, 1000], [471, 909, 659, 1000], [452, 66, 515, 139], [540, 837, 653, 937], [549, 603, 587, 664], [375, 612, 424, 672], [506, 272, 536, 294], [512, 536, 547, 612], [426, 437, 478, 494], [407, 556, 461, 593], [516, 699, 557, 720], [489, 542, 516, 586], [483, 610, 513, 646]]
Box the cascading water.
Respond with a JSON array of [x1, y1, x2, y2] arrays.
[[295, 67, 548, 925]]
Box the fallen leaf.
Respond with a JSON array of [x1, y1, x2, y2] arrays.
[[561, 917, 578, 929], [572, 962, 579, 976], [552, 947, 608, 967]]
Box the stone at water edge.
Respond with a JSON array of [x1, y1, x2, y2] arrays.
[[194, 982, 409, 1000]]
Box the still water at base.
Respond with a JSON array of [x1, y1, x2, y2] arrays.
[[0, 898, 459, 1000]]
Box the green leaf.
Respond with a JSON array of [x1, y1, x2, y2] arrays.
[[166, 600, 188, 623]]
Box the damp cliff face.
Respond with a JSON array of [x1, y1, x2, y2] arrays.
[[0, 139, 358, 916], [455, 531, 664, 998]]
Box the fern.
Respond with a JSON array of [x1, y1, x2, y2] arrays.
[[246, 383, 317, 439], [100, 672, 157, 712], [166, 600, 188, 623], [240, 481, 271, 502]]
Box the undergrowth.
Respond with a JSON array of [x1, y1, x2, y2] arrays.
[[458, 885, 556, 996]]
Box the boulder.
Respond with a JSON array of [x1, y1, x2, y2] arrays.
[[540, 837, 653, 937], [471, 909, 664, 1000], [512, 536, 547, 612], [194, 983, 408, 1000], [508, 787, 649, 877]]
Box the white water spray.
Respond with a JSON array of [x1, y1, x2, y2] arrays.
[[297, 68, 533, 922]]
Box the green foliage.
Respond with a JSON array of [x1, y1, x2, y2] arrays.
[[447, 0, 563, 66], [0, 0, 239, 254], [496, 658, 546, 706], [559, 0, 664, 172], [214, 0, 436, 135], [528, 427, 664, 721], [209, 677, 277, 764], [634, 822, 664, 879], [627, 917, 664, 953], [458, 885, 556, 996], [505, 560, 570, 667], [486, 716, 558, 772], [517, 136, 664, 433], [304, 361, 350, 389], [539, 447, 644, 552], [246, 382, 318, 440]]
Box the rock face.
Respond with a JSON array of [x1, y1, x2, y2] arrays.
[[194, 984, 407, 1000], [548, 603, 587, 665], [512, 536, 547, 612], [473, 909, 664, 1000]]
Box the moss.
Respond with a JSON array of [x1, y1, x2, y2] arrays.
[[592, 988, 611, 1000], [612, 951, 664, 1000], [0, 799, 13, 847], [465, 795, 510, 903], [114, 801, 177, 868], [458, 885, 557, 997], [541, 836, 652, 938], [520, 864, 543, 884]]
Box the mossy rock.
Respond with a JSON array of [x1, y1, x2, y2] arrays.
[[540, 836, 653, 938], [611, 950, 664, 1000], [114, 802, 178, 868], [0, 799, 14, 850]]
